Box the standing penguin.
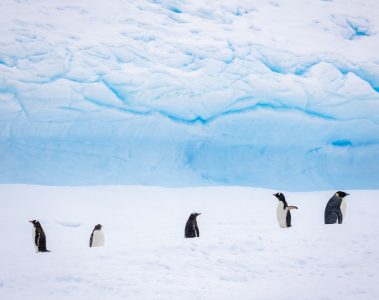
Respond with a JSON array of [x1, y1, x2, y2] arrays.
[[324, 191, 349, 224], [184, 213, 201, 238], [89, 224, 105, 247], [29, 220, 50, 252], [273, 193, 298, 228]]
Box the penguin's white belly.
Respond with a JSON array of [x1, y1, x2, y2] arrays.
[[91, 230, 105, 247], [277, 203, 288, 228], [341, 198, 347, 219], [32, 228, 38, 252]]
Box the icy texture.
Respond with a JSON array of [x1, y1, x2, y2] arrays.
[[0, 0, 379, 190]]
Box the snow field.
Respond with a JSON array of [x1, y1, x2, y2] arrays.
[[0, 185, 378, 299]]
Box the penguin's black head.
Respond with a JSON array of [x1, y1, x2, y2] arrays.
[[336, 191, 349, 198], [94, 224, 102, 230], [273, 193, 286, 202], [29, 220, 41, 228], [189, 213, 201, 219]]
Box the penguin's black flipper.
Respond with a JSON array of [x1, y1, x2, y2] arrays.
[[34, 231, 40, 248], [286, 210, 292, 227], [337, 210, 343, 224], [195, 223, 200, 237], [89, 231, 94, 247]]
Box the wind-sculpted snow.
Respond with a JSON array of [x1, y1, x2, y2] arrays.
[[0, 0, 379, 190]]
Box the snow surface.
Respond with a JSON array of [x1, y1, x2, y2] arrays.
[[1, 185, 379, 300], [0, 0, 379, 190]]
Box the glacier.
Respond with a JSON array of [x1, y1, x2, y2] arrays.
[[0, 0, 379, 190]]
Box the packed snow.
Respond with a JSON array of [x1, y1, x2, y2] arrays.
[[0, 185, 378, 300], [0, 0, 379, 190]]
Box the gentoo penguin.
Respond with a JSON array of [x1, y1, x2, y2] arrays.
[[273, 193, 298, 228], [324, 191, 349, 224], [185, 213, 201, 238], [29, 220, 50, 252], [89, 224, 105, 247]]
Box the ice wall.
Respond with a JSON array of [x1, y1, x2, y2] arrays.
[[1, 0, 379, 190]]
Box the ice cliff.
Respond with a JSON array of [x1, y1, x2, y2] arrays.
[[1, 0, 379, 190]]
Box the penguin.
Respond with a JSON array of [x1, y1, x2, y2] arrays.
[[324, 191, 349, 224], [184, 213, 201, 238], [29, 220, 50, 252], [273, 193, 298, 228], [89, 224, 105, 247]]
